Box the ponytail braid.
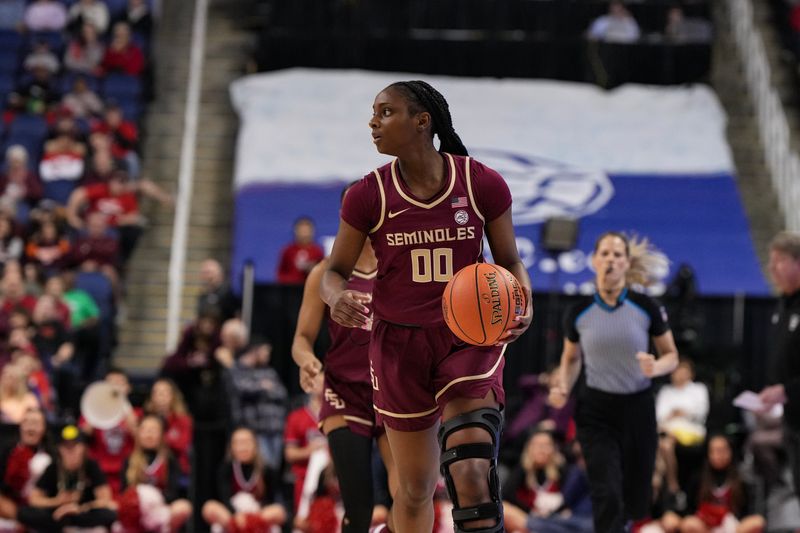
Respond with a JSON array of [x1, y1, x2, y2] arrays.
[[390, 81, 469, 156]]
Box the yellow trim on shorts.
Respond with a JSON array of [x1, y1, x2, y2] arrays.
[[373, 404, 439, 419], [370, 169, 386, 234], [434, 345, 507, 402], [343, 415, 374, 427], [389, 154, 456, 209]]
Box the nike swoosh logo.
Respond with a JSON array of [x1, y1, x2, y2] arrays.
[[387, 208, 410, 219]]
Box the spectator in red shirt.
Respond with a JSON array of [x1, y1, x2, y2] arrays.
[[283, 376, 325, 513], [65, 169, 172, 264], [143, 378, 193, 477], [100, 21, 144, 76], [276, 217, 324, 285], [79, 367, 140, 497], [0, 272, 37, 316], [91, 105, 140, 178]]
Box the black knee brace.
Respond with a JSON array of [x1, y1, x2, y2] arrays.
[[437, 408, 504, 533]]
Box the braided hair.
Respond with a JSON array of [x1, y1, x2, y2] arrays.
[[389, 81, 468, 156]]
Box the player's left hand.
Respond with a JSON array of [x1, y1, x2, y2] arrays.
[[497, 286, 533, 345]]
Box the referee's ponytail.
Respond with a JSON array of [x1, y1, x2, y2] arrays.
[[594, 231, 669, 287], [390, 81, 469, 156]]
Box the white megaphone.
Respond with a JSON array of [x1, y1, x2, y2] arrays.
[[80, 381, 131, 430]]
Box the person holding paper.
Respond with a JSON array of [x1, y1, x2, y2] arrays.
[[759, 231, 800, 497]]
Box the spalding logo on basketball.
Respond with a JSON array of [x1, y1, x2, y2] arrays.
[[442, 263, 527, 346], [471, 149, 614, 225]]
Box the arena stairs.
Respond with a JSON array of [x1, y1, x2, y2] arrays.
[[115, 0, 254, 374]]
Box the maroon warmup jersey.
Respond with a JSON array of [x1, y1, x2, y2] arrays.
[[324, 269, 375, 383], [341, 153, 512, 326]]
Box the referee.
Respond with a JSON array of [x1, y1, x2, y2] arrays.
[[549, 231, 679, 532]]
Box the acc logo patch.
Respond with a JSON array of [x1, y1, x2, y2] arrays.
[[454, 209, 469, 225], [471, 149, 614, 225]]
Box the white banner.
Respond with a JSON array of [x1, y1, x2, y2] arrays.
[[230, 68, 734, 188]]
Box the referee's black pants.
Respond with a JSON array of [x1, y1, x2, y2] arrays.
[[576, 386, 657, 533]]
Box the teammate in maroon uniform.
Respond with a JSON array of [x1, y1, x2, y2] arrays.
[[321, 81, 532, 533], [292, 183, 396, 533]]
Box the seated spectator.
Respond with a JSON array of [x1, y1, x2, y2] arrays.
[[101, 21, 144, 77], [0, 408, 51, 525], [64, 22, 105, 76], [23, 0, 67, 32], [18, 66, 59, 115], [61, 76, 104, 119], [0, 365, 39, 426], [116, 0, 153, 38], [23, 41, 59, 77], [79, 368, 139, 497], [284, 377, 325, 513], [276, 217, 324, 285], [664, 6, 712, 44], [0, 271, 37, 315], [19, 424, 116, 531], [91, 104, 140, 178], [587, 0, 640, 43], [656, 358, 709, 507], [215, 317, 248, 369], [198, 258, 239, 321], [0, 145, 44, 222], [67, 0, 109, 36], [503, 431, 574, 532], [227, 341, 287, 470], [83, 146, 119, 185], [505, 368, 575, 463], [66, 169, 172, 264], [119, 415, 192, 532], [61, 271, 102, 381], [31, 294, 72, 363], [42, 274, 76, 329], [70, 211, 120, 283], [0, 0, 25, 31], [639, 450, 683, 533], [0, 216, 23, 271], [39, 117, 87, 204], [143, 378, 193, 477], [11, 353, 52, 422], [24, 220, 71, 274], [203, 427, 287, 532], [31, 295, 75, 416], [679, 435, 764, 533]]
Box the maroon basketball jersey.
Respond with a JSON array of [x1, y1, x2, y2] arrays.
[[341, 153, 512, 326], [325, 269, 375, 381]]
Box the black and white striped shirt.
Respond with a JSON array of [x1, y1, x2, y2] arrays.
[[564, 288, 669, 394]]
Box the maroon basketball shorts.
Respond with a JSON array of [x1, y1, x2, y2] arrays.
[[319, 369, 382, 438], [370, 319, 506, 432]]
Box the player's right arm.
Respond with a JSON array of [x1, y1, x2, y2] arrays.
[[320, 219, 371, 329], [292, 260, 327, 392], [549, 339, 582, 408]]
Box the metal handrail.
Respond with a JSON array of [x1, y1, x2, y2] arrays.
[[730, 0, 800, 230]]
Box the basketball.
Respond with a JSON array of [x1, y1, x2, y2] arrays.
[[442, 263, 526, 346]]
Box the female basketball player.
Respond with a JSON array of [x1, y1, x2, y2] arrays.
[[549, 232, 679, 533], [320, 80, 533, 533], [292, 185, 396, 533]]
